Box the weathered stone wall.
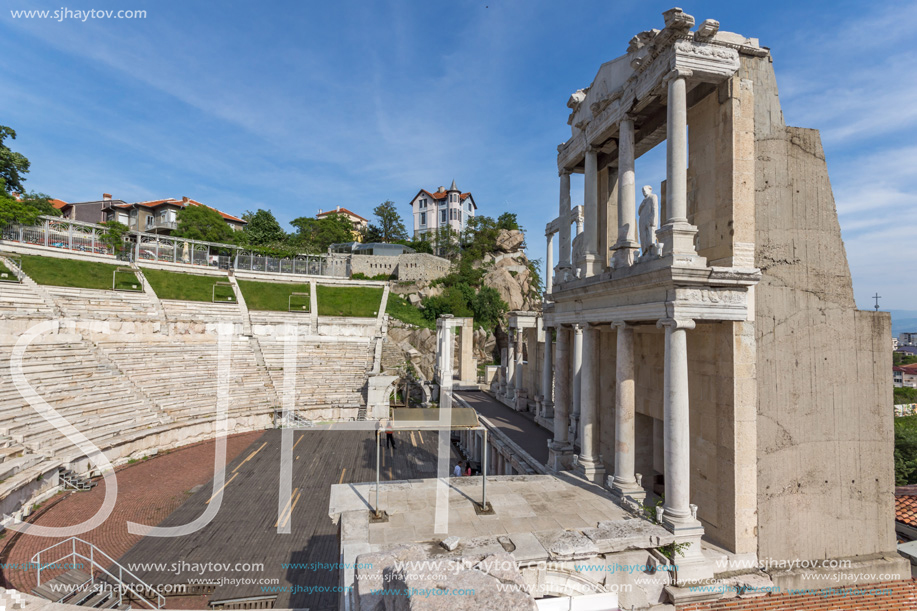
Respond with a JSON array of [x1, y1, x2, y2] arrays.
[[397, 252, 452, 281], [349, 252, 451, 282], [748, 55, 898, 562]]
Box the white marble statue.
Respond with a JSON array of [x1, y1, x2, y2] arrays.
[[638, 185, 659, 257]]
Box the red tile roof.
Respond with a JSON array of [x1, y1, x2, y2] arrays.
[[316, 207, 368, 222], [896, 493, 917, 528], [103, 197, 245, 223], [900, 363, 917, 374], [50, 198, 68, 209], [419, 189, 472, 201]]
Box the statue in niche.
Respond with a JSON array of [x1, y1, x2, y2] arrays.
[[638, 185, 659, 257]]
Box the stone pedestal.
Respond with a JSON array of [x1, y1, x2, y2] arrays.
[[547, 440, 575, 473]]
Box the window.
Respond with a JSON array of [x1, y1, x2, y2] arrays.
[[420, 212, 426, 226], [468, 202, 472, 212], [418, 198, 427, 209], [441, 210, 447, 223], [146, 215, 153, 228]]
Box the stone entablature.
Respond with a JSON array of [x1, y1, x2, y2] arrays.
[[547, 265, 760, 325]]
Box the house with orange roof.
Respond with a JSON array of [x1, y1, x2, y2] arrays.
[[409, 180, 476, 238], [100, 195, 246, 235], [316, 206, 369, 241]]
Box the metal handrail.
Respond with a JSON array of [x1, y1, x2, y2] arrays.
[[31, 536, 165, 609]]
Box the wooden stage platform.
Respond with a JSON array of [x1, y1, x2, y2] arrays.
[[117, 427, 458, 611]]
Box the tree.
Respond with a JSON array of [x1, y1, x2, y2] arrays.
[[242, 208, 286, 246], [0, 126, 30, 196], [371, 200, 408, 243], [0, 191, 58, 226], [98, 221, 131, 256], [290, 213, 354, 254], [496, 212, 519, 231], [173, 204, 236, 244]]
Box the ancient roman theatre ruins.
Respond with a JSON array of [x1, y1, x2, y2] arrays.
[[0, 7, 914, 611]]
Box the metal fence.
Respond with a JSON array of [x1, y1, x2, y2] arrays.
[[1, 217, 349, 278]]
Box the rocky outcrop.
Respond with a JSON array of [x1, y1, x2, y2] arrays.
[[495, 228, 525, 253], [383, 321, 496, 381]]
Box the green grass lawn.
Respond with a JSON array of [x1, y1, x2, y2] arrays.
[[19, 254, 141, 290], [237, 280, 310, 312], [0, 260, 17, 283], [386, 293, 433, 329], [142, 268, 234, 302], [316, 285, 384, 317]]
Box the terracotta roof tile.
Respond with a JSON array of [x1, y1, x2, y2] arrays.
[[895, 494, 917, 527]]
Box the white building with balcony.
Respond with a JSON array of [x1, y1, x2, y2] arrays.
[[409, 180, 476, 238]]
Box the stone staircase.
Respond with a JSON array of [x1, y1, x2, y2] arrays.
[[58, 467, 96, 491], [258, 337, 373, 421]]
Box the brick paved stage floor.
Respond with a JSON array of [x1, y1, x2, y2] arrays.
[[118, 427, 450, 611], [4, 427, 453, 611]]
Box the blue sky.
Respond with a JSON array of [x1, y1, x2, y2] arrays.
[[2, 0, 915, 310]]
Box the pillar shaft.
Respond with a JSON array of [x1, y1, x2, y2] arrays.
[[558, 172, 572, 269], [578, 325, 599, 463], [515, 330, 524, 393], [542, 327, 554, 414], [571, 323, 583, 444], [552, 326, 570, 444], [505, 331, 516, 400], [659, 318, 695, 522], [613, 116, 639, 267], [666, 75, 688, 224], [582, 147, 599, 277], [611, 323, 642, 498], [545, 234, 554, 294]]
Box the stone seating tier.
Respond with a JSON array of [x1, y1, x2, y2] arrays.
[[0, 340, 166, 458], [44, 286, 158, 320], [0, 283, 53, 317], [159, 299, 243, 323], [94, 338, 275, 422], [257, 338, 373, 415]]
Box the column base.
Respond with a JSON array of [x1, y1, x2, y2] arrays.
[[656, 222, 703, 263], [609, 478, 647, 503], [554, 263, 574, 284], [611, 242, 639, 268], [547, 441, 575, 472], [514, 389, 528, 412], [659, 517, 714, 584], [576, 456, 606, 485], [581, 253, 602, 277]]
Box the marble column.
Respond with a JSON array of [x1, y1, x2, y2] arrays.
[[557, 171, 572, 276], [657, 318, 698, 529], [611, 322, 644, 500], [514, 328, 525, 409], [658, 69, 698, 258], [541, 327, 554, 419], [548, 325, 573, 471], [570, 323, 583, 445], [545, 233, 554, 295], [499, 347, 508, 395], [582, 147, 600, 277], [505, 330, 516, 401], [612, 116, 639, 267], [577, 324, 605, 483]]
